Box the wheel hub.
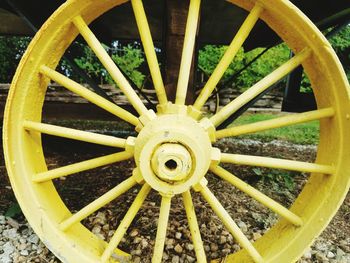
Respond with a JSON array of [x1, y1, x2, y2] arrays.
[[133, 111, 215, 195]]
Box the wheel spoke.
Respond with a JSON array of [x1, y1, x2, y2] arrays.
[[101, 184, 151, 263], [198, 184, 264, 263], [131, 0, 168, 106], [221, 153, 334, 174], [175, 0, 201, 105], [216, 107, 335, 139], [210, 165, 303, 226], [33, 151, 133, 183], [209, 48, 312, 127], [193, 3, 263, 111], [182, 190, 206, 262], [24, 121, 126, 148], [60, 176, 137, 231], [72, 16, 148, 116], [152, 195, 172, 263], [40, 65, 139, 126]]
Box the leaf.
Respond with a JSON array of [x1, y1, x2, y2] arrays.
[[5, 202, 22, 218]]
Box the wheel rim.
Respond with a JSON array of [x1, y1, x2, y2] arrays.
[[3, 0, 350, 262]]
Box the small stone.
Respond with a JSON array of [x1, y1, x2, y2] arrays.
[[133, 256, 141, 263], [210, 243, 219, 252], [28, 234, 39, 245], [303, 250, 312, 259], [0, 215, 6, 225], [337, 248, 345, 257], [175, 232, 182, 239], [130, 229, 139, 237], [20, 250, 29, 256], [315, 252, 328, 261], [92, 225, 101, 235], [141, 239, 148, 249], [185, 243, 194, 251], [3, 241, 15, 254], [3, 228, 18, 240], [6, 218, 20, 229], [237, 221, 248, 233], [204, 245, 210, 252], [172, 255, 180, 263], [174, 244, 183, 253], [186, 255, 195, 263], [327, 251, 335, 258], [18, 243, 27, 250], [219, 235, 227, 244], [93, 212, 107, 225], [166, 238, 175, 249], [253, 232, 262, 241], [222, 248, 231, 254], [131, 249, 142, 256], [133, 237, 142, 244]]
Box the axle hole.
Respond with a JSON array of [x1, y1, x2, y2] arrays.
[[165, 159, 177, 171]]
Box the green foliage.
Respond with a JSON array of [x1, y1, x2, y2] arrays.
[[198, 43, 290, 91], [0, 36, 31, 83], [236, 44, 290, 90], [5, 202, 22, 218], [73, 43, 145, 88], [111, 45, 145, 88], [198, 45, 245, 83], [253, 168, 296, 191]]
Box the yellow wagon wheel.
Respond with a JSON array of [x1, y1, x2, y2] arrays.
[[3, 0, 350, 262]]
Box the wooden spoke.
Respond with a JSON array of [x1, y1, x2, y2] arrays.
[[216, 107, 335, 139], [199, 184, 264, 263], [131, 0, 168, 106], [210, 165, 303, 226], [101, 184, 151, 263], [210, 48, 312, 127], [33, 151, 133, 183], [193, 3, 263, 111], [152, 195, 172, 263], [221, 153, 334, 174], [72, 16, 148, 116], [183, 190, 206, 262], [40, 66, 139, 126], [60, 176, 137, 231], [175, 0, 201, 105], [24, 121, 126, 148]]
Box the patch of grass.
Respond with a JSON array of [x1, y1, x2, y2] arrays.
[[228, 113, 319, 145]]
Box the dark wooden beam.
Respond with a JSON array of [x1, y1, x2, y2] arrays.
[[164, 0, 196, 104]]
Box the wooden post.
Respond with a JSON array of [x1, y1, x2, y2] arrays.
[[164, 0, 197, 104]]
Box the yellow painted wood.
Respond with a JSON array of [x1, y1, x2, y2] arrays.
[[199, 184, 264, 263], [60, 176, 137, 231], [73, 16, 148, 116], [152, 195, 172, 263], [210, 165, 303, 226], [3, 0, 350, 262], [40, 65, 139, 126], [175, 0, 201, 105], [33, 151, 133, 183], [23, 121, 126, 148], [101, 184, 151, 263], [183, 190, 207, 263], [131, 0, 168, 106], [193, 4, 263, 111], [221, 153, 334, 174], [210, 48, 312, 127], [216, 107, 335, 139]]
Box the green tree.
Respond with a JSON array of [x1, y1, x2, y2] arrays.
[[0, 36, 31, 83]]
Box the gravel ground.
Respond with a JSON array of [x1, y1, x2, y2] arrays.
[[1, 139, 349, 262]]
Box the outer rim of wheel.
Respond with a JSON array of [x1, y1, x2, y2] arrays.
[[3, 0, 350, 263]]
